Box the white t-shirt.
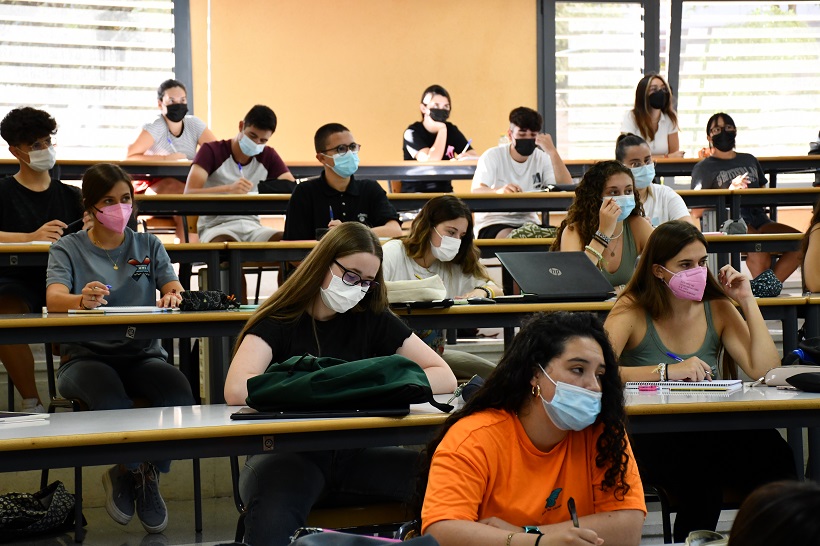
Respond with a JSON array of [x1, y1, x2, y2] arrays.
[[471, 144, 556, 233], [641, 183, 690, 227], [381, 239, 494, 298], [142, 115, 207, 160], [620, 111, 679, 156]]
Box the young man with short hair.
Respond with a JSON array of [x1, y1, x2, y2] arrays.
[[184, 104, 294, 242], [472, 106, 572, 239], [0, 107, 84, 411], [283, 123, 402, 241]]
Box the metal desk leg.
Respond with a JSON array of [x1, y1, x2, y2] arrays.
[[806, 302, 820, 339], [808, 427, 819, 480], [208, 336, 228, 404], [787, 427, 805, 480], [782, 307, 799, 354], [73, 466, 85, 542], [228, 250, 243, 299]]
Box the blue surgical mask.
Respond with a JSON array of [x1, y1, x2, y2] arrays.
[[630, 163, 655, 189], [239, 134, 265, 157], [611, 194, 636, 222], [326, 151, 359, 178], [538, 366, 602, 431]]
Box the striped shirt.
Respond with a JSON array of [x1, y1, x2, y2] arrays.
[[142, 115, 207, 160]]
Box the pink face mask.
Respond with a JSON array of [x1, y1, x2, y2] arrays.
[[660, 265, 707, 301], [94, 203, 132, 233]]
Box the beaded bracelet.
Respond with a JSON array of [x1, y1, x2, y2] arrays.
[[593, 234, 609, 247], [653, 362, 667, 381], [584, 245, 604, 269], [506, 532, 516, 546], [478, 286, 492, 298]]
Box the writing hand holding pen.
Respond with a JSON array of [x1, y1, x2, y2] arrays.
[[666, 351, 713, 381]]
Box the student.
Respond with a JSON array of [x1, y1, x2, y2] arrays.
[[419, 312, 646, 546], [620, 74, 684, 160], [690, 112, 801, 296], [727, 481, 820, 546], [46, 163, 194, 534], [224, 221, 456, 546], [472, 107, 573, 239], [382, 195, 502, 380], [0, 106, 84, 413], [802, 199, 820, 292], [615, 133, 694, 227], [551, 161, 653, 293], [402, 84, 478, 193], [604, 220, 795, 542], [184, 104, 295, 242], [283, 123, 402, 241]]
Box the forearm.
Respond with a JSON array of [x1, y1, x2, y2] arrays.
[[471, 184, 497, 194], [424, 365, 458, 394], [0, 231, 35, 243], [421, 130, 448, 161], [224, 373, 253, 405], [553, 510, 643, 546], [738, 296, 780, 377], [183, 185, 232, 195], [371, 222, 403, 238], [547, 152, 573, 185], [427, 521, 533, 546], [47, 292, 83, 312]]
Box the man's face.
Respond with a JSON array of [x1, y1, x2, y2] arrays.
[[238, 121, 273, 145], [10, 134, 54, 164], [318, 130, 358, 167], [509, 125, 538, 144]]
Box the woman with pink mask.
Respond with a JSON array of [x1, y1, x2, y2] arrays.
[[46, 163, 193, 535], [604, 220, 794, 542]]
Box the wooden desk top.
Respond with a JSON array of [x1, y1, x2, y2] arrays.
[[0, 310, 254, 330], [626, 385, 820, 415]]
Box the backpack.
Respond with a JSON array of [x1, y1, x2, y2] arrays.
[[245, 353, 454, 413]]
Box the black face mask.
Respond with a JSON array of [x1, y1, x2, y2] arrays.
[[711, 130, 736, 152], [165, 103, 188, 123], [514, 138, 537, 157], [647, 90, 668, 110], [428, 108, 450, 123]]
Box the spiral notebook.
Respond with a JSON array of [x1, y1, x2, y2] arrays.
[[68, 306, 180, 314], [625, 380, 742, 392]]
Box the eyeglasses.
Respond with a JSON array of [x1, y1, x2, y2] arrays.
[[333, 260, 379, 290], [28, 137, 54, 151], [321, 143, 361, 157], [709, 125, 736, 136]]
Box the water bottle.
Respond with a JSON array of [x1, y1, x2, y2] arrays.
[[792, 349, 816, 364]]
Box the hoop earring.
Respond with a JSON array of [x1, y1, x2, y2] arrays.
[[531, 384, 541, 397]]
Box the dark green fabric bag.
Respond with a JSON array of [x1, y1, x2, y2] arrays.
[[245, 353, 453, 413]]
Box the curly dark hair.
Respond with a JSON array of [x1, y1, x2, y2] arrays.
[[0, 107, 57, 147], [551, 160, 643, 251], [413, 311, 631, 521]]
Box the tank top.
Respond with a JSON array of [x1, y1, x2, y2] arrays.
[[601, 219, 638, 287], [618, 301, 722, 378]]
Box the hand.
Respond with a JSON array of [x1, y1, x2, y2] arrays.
[[164, 152, 188, 161], [32, 220, 67, 242], [425, 118, 447, 133], [535, 133, 556, 152], [498, 183, 523, 194], [229, 177, 253, 194], [730, 173, 749, 190], [668, 356, 713, 381], [80, 282, 110, 309], [667, 150, 686, 158], [544, 527, 604, 546], [477, 517, 520, 532], [327, 219, 343, 229], [598, 197, 621, 236], [718, 264, 753, 302], [158, 290, 183, 308]]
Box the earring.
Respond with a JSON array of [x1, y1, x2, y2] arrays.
[[531, 384, 541, 397]]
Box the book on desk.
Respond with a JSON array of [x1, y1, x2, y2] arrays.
[[625, 379, 743, 392]]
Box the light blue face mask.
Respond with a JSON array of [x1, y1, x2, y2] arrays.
[[611, 194, 636, 222], [538, 366, 602, 431], [326, 151, 360, 178], [239, 133, 264, 157], [630, 163, 655, 189]]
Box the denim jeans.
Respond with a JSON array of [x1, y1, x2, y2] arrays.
[[57, 356, 195, 472], [239, 448, 418, 546]]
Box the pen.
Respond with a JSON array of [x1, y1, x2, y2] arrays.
[[329, 206, 334, 221], [166, 136, 177, 153], [414, 274, 422, 280], [237, 162, 243, 175], [65, 217, 84, 230], [668, 351, 712, 379], [459, 139, 472, 156], [567, 497, 579, 528]]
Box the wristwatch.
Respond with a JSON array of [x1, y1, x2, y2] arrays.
[[523, 526, 542, 535]]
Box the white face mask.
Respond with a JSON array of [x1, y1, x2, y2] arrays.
[[319, 268, 368, 313], [430, 227, 461, 262], [24, 146, 57, 172]]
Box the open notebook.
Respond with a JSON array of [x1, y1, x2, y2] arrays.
[[0, 411, 50, 424], [626, 380, 743, 392], [68, 306, 180, 314]]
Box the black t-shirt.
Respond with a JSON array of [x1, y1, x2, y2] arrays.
[[282, 172, 400, 241], [246, 310, 413, 364], [690, 153, 770, 229], [401, 121, 472, 193], [0, 176, 84, 279]]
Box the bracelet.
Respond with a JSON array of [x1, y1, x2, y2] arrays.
[[584, 245, 604, 269], [484, 285, 495, 298], [593, 234, 609, 248], [534, 535, 544, 546], [594, 230, 611, 246], [79, 297, 90, 310], [506, 533, 516, 546], [478, 286, 492, 298], [653, 362, 667, 381]]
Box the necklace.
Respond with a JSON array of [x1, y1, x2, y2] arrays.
[[609, 234, 622, 258], [92, 234, 123, 270], [610, 226, 624, 239]]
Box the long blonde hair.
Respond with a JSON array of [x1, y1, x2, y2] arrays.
[[234, 222, 388, 351]]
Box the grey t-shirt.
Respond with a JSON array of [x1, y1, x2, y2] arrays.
[[47, 228, 178, 360]]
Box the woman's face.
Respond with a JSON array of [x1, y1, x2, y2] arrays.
[[647, 77, 667, 96], [535, 336, 605, 402], [321, 252, 381, 291], [621, 144, 652, 169], [431, 217, 468, 248], [601, 172, 634, 198], [159, 86, 187, 113], [93, 180, 132, 211], [654, 240, 708, 282]]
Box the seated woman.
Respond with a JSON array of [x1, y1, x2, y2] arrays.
[[615, 133, 694, 227], [690, 112, 801, 297], [382, 195, 502, 380], [727, 481, 820, 546], [604, 220, 795, 542], [552, 160, 653, 294], [419, 312, 646, 546], [46, 163, 193, 534], [224, 221, 456, 546], [802, 199, 820, 292]]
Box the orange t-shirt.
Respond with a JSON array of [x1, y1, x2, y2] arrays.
[[421, 409, 646, 533]]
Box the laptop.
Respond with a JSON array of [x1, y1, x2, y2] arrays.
[[230, 406, 410, 420], [494, 251, 615, 303]]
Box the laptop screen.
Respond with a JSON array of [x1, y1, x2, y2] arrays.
[[495, 251, 615, 302]]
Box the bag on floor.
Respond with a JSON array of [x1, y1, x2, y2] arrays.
[[245, 353, 453, 413], [0, 481, 79, 542]]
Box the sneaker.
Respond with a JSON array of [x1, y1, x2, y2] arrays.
[[102, 464, 136, 525], [750, 268, 783, 298], [509, 222, 557, 239], [21, 398, 45, 413], [135, 464, 168, 533]]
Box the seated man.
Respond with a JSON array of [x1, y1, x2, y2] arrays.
[[184, 104, 295, 242], [472, 106, 572, 239], [283, 123, 402, 241], [0, 107, 84, 411]]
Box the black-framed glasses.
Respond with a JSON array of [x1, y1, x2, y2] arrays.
[[709, 125, 736, 137], [321, 143, 361, 157], [333, 260, 378, 290]]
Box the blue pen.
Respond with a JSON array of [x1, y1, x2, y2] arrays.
[[237, 162, 243, 175], [458, 139, 473, 156], [105, 285, 112, 289], [329, 206, 334, 221], [166, 136, 177, 154], [665, 351, 684, 362]]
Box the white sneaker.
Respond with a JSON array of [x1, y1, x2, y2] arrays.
[[21, 398, 46, 413]]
